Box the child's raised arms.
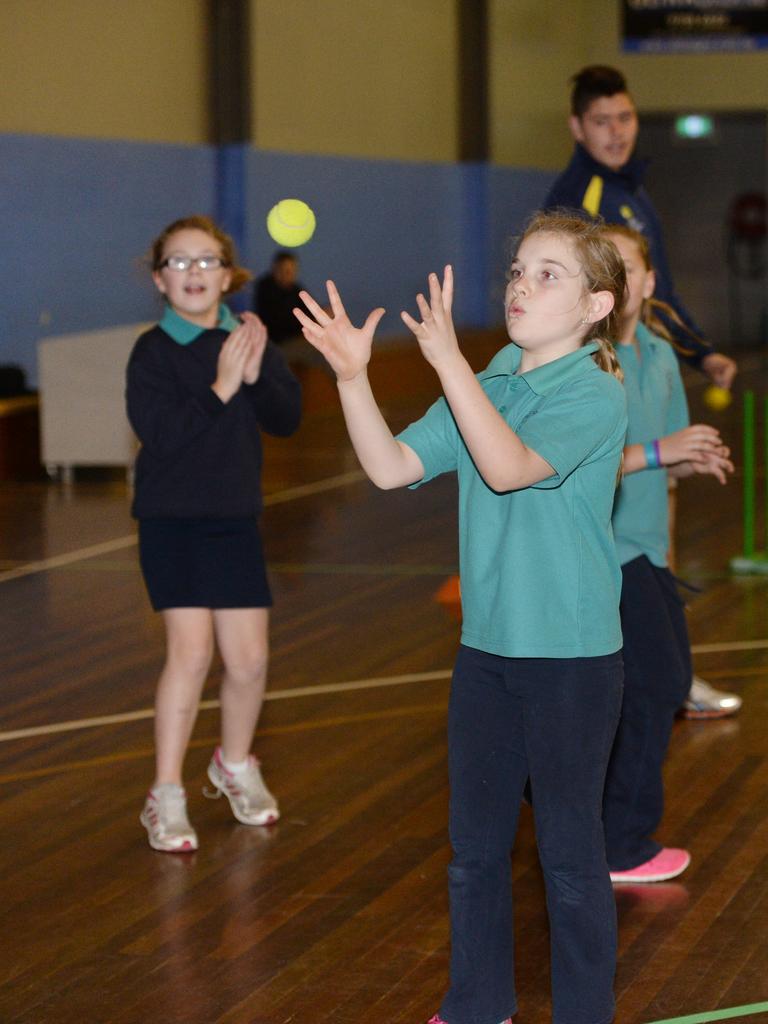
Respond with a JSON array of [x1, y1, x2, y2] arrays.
[[293, 281, 423, 490], [400, 266, 461, 370], [294, 281, 385, 383], [401, 265, 556, 493]]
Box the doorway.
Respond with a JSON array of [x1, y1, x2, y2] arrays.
[[638, 111, 767, 348]]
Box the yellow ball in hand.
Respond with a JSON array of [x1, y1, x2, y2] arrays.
[[703, 385, 732, 412], [266, 198, 316, 248]]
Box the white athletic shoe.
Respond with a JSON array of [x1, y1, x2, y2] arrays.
[[682, 676, 742, 719], [140, 784, 198, 852], [205, 747, 280, 826]]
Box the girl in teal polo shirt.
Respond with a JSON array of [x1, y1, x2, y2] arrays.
[[294, 212, 628, 1024], [601, 225, 733, 885]]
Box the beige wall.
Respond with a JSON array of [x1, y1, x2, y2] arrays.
[[251, 0, 459, 162], [583, 0, 768, 113], [3, 0, 767, 164], [2, 0, 459, 160], [488, 0, 590, 170], [490, 0, 768, 170], [0, 0, 208, 143]]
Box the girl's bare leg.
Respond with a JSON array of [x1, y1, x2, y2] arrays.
[[214, 607, 270, 761], [154, 607, 215, 786]]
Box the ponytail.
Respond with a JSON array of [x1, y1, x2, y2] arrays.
[[591, 337, 624, 384], [592, 337, 625, 486], [642, 297, 700, 358], [597, 222, 702, 358]]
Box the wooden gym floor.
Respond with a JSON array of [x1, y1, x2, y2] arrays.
[[1, 333, 766, 1024]]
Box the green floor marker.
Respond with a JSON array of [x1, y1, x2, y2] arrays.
[[731, 391, 768, 573], [647, 1001, 768, 1024]]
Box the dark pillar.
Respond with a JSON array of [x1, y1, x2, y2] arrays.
[[208, 0, 251, 145], [207, 0, 251, 287], [457, 0, 491, 325], [458, 0, 489, 162]]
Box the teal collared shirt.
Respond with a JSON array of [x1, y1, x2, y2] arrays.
[[159, 303, 239, 345], [397, 342, 627, 658], [612, 323, 689, 567]]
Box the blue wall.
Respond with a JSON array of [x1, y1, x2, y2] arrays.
[[0, 133, 554, 385], [0, 134, 215, 385]]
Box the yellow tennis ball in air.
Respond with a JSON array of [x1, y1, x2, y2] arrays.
[[266, 198, 316, 247], [703, 385, 732, 412]]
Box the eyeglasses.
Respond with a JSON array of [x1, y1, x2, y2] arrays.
[[159, 255, 230, 271]]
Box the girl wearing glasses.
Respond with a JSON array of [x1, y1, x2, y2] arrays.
[[126, 215, 301, 852]]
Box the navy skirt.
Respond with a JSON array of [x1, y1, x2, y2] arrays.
[[138, 517, 273, 611]]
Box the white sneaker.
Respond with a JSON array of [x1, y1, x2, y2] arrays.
[[205, 747, 280, 826], [682, 676, 742, 719], [140, 784, 198, 852]]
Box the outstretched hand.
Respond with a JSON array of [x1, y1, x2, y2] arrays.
[[661, 424, 733, 484], [677, 447, 734, 485], [659, 424, 726, 467], [293, 281, 385, 382], [401, 266, 460, 368], [702, 352, 737, 390]]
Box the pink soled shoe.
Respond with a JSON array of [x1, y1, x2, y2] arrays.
[[428, 1016, 513, 1024], [205, 747, 279, 826], [609, 847, 691, 883]]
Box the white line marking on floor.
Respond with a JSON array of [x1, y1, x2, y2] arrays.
[[262, 469, 366, 506], [0, 536, 139, 584], [691, 639, 768, 654], [3, 635, 766, 744], [0, 470, 367, 585], [0, 669, 452, 742]]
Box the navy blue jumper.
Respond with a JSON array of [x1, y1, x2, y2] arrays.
[[127, 324, 301, 520], [544, 144, 715, 370]]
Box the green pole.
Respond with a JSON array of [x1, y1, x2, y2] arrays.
[[743, 390, 755, 559]]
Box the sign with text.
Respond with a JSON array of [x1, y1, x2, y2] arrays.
[[622, 1, 768, 53]]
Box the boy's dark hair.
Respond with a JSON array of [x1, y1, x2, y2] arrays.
[[570, 65, 629, 118], [272, 250, 298, 265]]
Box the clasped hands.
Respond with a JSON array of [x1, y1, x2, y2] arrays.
[[213, 312, 268, 402]]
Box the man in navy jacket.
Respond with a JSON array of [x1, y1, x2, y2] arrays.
[[545, 65, 737, 389], [546, 66, 741, 720]]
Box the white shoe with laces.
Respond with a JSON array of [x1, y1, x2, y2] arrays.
[[682, 675, 742, 719], [205, 747, 280, 826], [140, 783, 198, 852]]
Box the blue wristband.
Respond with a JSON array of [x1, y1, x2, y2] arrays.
[[644, 441, 659, 469]]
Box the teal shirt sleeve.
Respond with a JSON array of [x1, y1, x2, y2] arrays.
[[396, 395, 459, 485], [516, 375, 627, 490]]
